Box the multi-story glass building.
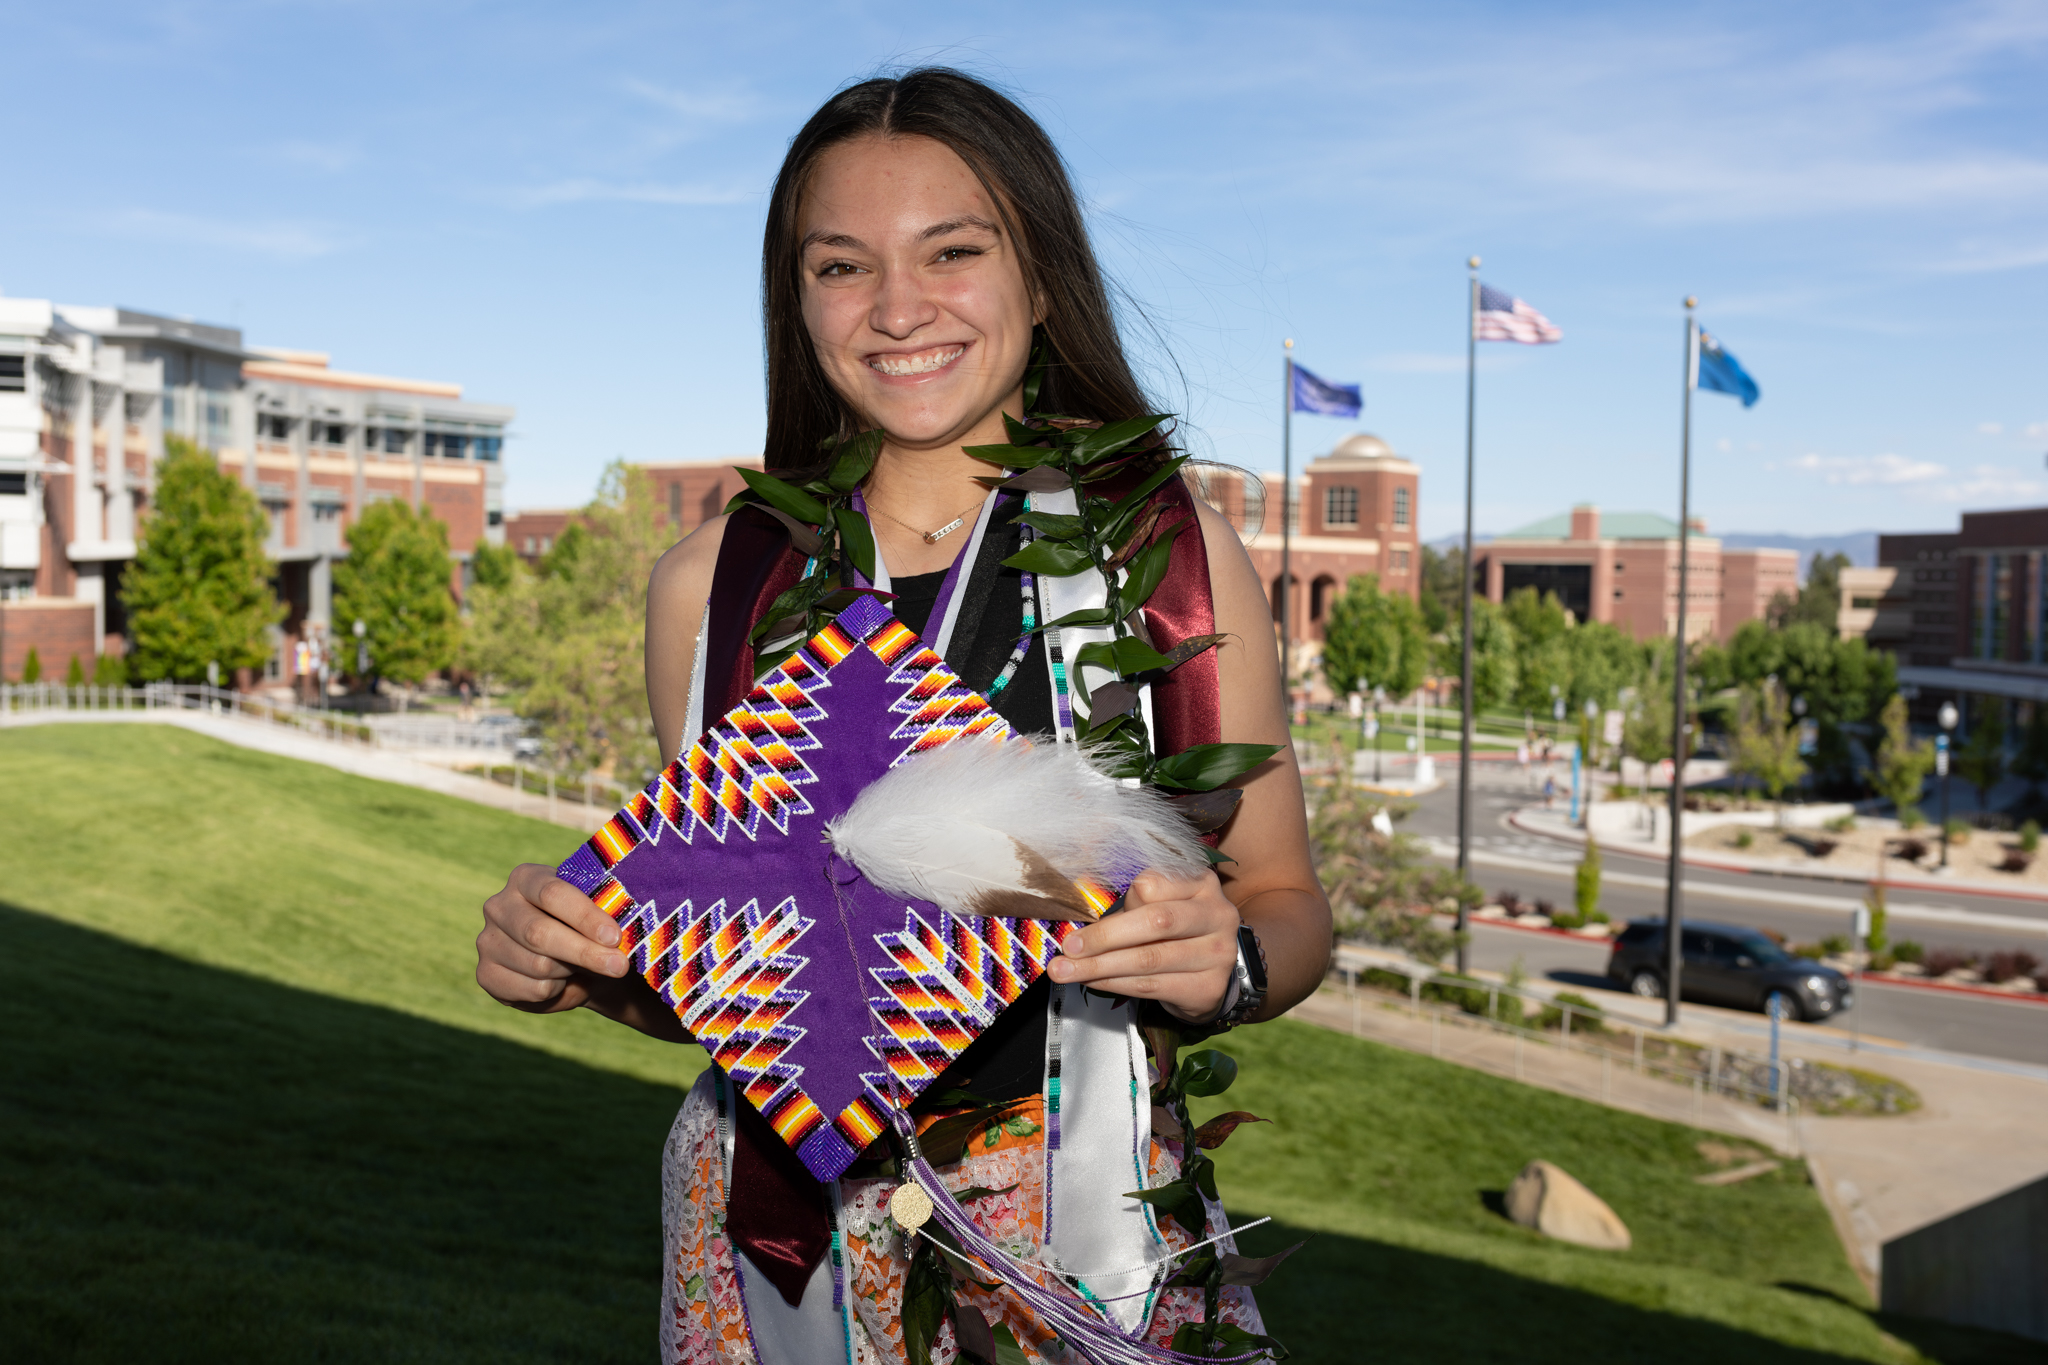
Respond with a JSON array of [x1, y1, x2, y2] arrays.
[[0, 295, 511, 686]]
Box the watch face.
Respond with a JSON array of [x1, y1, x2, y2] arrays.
[[1237, 925, 1268, 992]]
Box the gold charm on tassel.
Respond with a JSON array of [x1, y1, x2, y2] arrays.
[[889, 1179, 935, 1232]]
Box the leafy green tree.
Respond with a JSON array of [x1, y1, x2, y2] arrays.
[[21, 646, 41, 683], [1697, 617, 1894, 786], [464, 462, 666, 780], [122, 437, 283, 683], [1791, 552, 1850, 634], [1564, 621, 1644, 713], [92, 654, 128, 686], [470, 539, 520, 594], [1870, 695, 1935, 823], [1575, 838, 1603, 922], [1436, 595, 1519, 713], [1954, 705, 2006, 813], [333, 499, 459, 687], [1730, 679, 1808, 810], [2013, 704, 2048, 800], [1311, 766, 1474, 963], [1418, 543, 1465, 636], [1501, 587, 1574, 715], [65, 655, 85, 686], [1321, 573, 1429, 703]]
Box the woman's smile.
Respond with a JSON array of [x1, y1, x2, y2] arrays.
[[865, 343, 968, 379]]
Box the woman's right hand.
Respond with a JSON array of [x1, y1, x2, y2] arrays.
[[476, 863, 630, 1014]]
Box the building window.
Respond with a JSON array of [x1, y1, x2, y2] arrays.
[[260, 414, 292, 441], [487, 509, 503, 527], [1390, 549, 1410, 573], [0, 471, 26, 496], [0, 355, 24, 392], [383, 428, 409, 454], [1392, 486, 1410, 529], [522, 537, 536, 554], [1324, 486, 1358, 527]]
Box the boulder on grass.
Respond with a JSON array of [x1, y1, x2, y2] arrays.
[[1504, 1159, 1631, 1251]]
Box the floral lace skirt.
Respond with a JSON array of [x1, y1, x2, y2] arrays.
[[659, 1072, 1262, 1365]]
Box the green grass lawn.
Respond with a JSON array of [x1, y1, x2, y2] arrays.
[[3, 724, 2038, 1363]]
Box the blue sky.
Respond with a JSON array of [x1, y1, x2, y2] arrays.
[[5, 1, 2045, 542]]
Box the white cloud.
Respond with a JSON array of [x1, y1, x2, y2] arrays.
[[104, 209, 344, 260], [1979, 422, 2006, 435], [1790, 452, 1946, 485], [507, 180, 755, 209], [2029, 422, 2048, 439], [1933, 464, 2048, 503], [1716, 438, 1732, 452]]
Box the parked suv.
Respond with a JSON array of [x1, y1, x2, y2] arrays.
[[1605, 919, 1853, 1022]]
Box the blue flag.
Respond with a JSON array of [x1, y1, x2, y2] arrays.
[[1696, 329, 1759, 407], [1291, 364, 1362, 417]]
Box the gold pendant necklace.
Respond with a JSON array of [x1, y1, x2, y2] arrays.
[[872, 495, 984, 545]]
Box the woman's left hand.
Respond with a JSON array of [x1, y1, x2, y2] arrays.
[[1046, 869, 1240, 1023]]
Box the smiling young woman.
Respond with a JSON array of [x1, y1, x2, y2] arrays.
[[474, 68, 1328, 1365]]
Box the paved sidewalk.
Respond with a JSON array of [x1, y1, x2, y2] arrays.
[[2, 710, 610, 833], [1512, 802, 2048, 904], [1291, 966, 2048, 1290]]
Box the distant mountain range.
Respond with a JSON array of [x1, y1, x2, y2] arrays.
[[1428, 530, 1881, 575]]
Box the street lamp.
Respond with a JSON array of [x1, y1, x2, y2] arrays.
[[353, 618, 370, 684], [1938, 700, 1960, 868]]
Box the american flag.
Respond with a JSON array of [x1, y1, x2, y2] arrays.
[[1474, 283, 1562, 344]]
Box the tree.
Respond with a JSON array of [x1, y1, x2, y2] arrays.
[[93, 653, 127, 686], [471, 539, 520, 593], [1696, 617, 1894, 787], [1435, 595, 1519, 713], [2013, 704, 2048, 800], [1501, 587, 1574, 715], [1321, 574, 1429, 702], [21, 646, 41, 683], [1730, 679, 1807, 811], [122, 437, 283, 683], [1310, 766, 1474, 963], [1419, 543, 1464, 635], [333, 499, 459, 687], [1870, 695, 1935, 823], [1793, 552, 1850, 635], [464, 462, 667, 781], [1575, 838, 1603, 922], [1954, 705, 2006, 814], [65, 655, 85, 686]]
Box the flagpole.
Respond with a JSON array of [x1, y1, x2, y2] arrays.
[[1281, 339, 1295, 688], [1457, 257, 1479, 974], [1664, 297, 1698, 1029]]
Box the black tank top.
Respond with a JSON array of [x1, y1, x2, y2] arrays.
[[886, 495, 1055, 1106]]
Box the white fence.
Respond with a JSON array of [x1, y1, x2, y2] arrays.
[[0, 682, 529, 754]]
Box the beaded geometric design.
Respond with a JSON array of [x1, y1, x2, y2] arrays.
[[557, 593, 1091, 1182]]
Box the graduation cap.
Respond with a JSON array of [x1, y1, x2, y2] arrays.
[[556, 592, 1201, 1183]]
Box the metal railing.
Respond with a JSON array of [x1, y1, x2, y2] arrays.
[[1329, 952, 1803, 1144], [0, 681, 523, 752]]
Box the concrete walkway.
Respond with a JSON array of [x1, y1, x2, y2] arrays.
[[1291, 963, 2048, 1292], [1513, 802, 2048, 904], [1, 709, 611, 833]]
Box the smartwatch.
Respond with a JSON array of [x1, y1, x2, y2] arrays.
[[1214, 924, 1269, 1028]]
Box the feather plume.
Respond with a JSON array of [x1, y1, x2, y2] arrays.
[[824, 736, 1208, 921]]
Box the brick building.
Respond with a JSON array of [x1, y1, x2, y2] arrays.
[[0, 292, 511, 685], [505, 460, 761, 566], [1473, 505, 1798, 642], [1880, 508, 2048, 715]]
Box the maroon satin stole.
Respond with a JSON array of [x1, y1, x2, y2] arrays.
[[696, 481, 1220, 1306]]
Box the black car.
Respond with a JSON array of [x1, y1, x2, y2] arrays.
[[1605, 919, 1854, 1022]]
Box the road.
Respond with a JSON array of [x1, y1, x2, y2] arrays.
[[1394, 758, 2048, 1067]]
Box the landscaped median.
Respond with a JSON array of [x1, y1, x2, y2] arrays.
[[0, 723, 2024, 1363]]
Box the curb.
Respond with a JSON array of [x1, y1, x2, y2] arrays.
[[1466, 912, 2048, 1009], [1505, 809, 2048, 906]]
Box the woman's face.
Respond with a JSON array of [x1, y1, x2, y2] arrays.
[[798, 134, 1038, 453]]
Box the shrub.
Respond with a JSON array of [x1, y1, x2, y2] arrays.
[[1892, 940, 1925, 964], [1818, 934, 1852, 956], [1865, 884, 1889, 956], [1495, 890, 1522, 916], [1921, 948, 1975, 978], [1868, 952, 1896, 972], [21, 646, 41, 683], [1360, 967, 1413, 994], [92, 654, 128, 686], [1824, 813, 1856, 833], [1788, 943, 1825, 961], [1575, 839, 1602, 922], [1999, 849, 2033, 873], [1545, 991, 1606, 1033], [2023, 820, 2043, 854], [1734, 828, 1755, 849], [1899, 807, 1927, 830], [1888, 837, 1928, 863], [1984, 950, 2041, 984], [1533, 898, 1556, 920], [65, 655, 86, 686], [1944, 817, 1972, 844]]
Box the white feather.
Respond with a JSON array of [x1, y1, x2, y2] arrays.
[[823, 736, 1208, 921]]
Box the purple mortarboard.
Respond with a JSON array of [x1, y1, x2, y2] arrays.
[[555, 594, 1114, 1183]]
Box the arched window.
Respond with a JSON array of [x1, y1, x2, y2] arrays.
[[1310, 575, 1337, 621], [1324, 485, 1358, 527], [1393, 486, 1411, 528]]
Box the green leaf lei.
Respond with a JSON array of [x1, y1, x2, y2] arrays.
[[728, 345, 1290, 1362]]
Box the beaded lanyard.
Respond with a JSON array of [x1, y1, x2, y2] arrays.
[[987, 496, 1039, 700]]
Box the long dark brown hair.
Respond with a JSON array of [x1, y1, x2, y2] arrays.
[[761, 68, 1156, 471]]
